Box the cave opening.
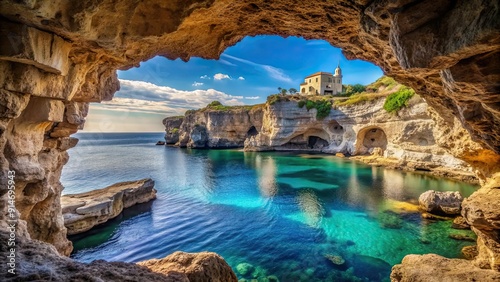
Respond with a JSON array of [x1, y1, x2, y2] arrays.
[[308, 136, 329, 149], [247, 126, 258, 137], [356, 126, 388, 155]]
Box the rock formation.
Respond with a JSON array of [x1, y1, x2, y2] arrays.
[[0, 0, 499, 281], [138, 251, 238, 282], [166, 94, 476, 181], [167, 105, 264, 148], [418, 190, 463, 215], [390, 254, 500, 282], [61, 178, 157, 235]]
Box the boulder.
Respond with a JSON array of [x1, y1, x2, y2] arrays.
[[61, 178, 156, 235], [236, 262, 255, 277], [138, 251, 237, 282], [418, 190, 463, 215]]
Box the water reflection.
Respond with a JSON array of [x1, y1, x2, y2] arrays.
[[297, 189, 324, 227], [255, 155, 278, 197]]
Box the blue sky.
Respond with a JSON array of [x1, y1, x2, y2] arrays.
[[84, 36, 383, 132]]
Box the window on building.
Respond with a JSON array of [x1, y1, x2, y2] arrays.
[[316, 78, 318, 82], [309, 79, 311, 83], [328, 78, 332, 82]]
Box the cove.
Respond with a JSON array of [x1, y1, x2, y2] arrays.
[[63, 133, 478, 281]]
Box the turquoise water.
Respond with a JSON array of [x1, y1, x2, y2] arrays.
[[62, 133, 478, 281]]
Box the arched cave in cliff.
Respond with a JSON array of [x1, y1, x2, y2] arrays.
[[247, 126, 259, 137], [356, 127, 388, 154], [329, 120, 344, 147]]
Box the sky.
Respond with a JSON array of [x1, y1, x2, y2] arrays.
[[83, 35, 383, 132]]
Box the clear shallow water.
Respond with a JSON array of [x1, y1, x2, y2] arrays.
[[62, 133, 478, 282]]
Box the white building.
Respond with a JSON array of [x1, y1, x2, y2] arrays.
[[300, 65, 342, 95]]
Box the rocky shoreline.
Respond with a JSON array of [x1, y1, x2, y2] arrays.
[[163, 93, 477, 184]]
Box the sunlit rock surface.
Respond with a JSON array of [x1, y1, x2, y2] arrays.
[[61, 178, 157, 235], [138, 251, 238, 282]]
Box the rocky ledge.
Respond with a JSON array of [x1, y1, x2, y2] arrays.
[[61, 178, 157, 235], [390, 254, 500, 282], [138, 251, 238, 282], [0, 230, 236, 281]]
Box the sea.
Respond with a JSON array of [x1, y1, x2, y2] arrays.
[[61, 132, 478, 282]]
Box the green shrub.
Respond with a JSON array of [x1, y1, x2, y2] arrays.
[[334, 94, 372, 106], [383, 87, 415, 113], [170, 128, 179, 134], [306, 100, 315, 110], [366, 76, 398, 92], [297, 99, 332, 119]]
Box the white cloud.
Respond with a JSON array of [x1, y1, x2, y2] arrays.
[[221, 54, 292, 83], [214, 73, 231, 80], [192, 81, 204, 87], [105, 79, 246, 116], [200, 75, 210, 79], [238, 76, 245, 80], [245, 96, 260, 100]]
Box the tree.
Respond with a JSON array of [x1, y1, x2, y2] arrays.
[[289, 88, 298, 94], [277, 87, 282, 94], [281, 88, 287, 95]]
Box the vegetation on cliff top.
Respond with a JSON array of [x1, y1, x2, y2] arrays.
[[184, 101, 264, 115], [298, 99, 332, 119], [383, 86, 415, 113]]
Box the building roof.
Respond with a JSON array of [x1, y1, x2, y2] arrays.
[[305, 71, 333, 78], [300, 82, 307, 85]]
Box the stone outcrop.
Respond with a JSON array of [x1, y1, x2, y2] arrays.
[[418, 190, 463, 215], [0, 230, 236, 282], [61, 178, 157, 235], [0, 0, 499, 281], [172, 106, 264, 148], [390, 254, 500, 282], [167, 95, 476, 181], [163, 116, 184, 144], [138, 251, 238, 282]]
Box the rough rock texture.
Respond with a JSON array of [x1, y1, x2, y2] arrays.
[[0, 0, 499, 280], [418, 190, 464, 215], [243, 95, 475, 180], [164, 116, 184, 144], [0, 230, 235, 282], [390, 254, 500, 282], [61, 178, 157, 235], [176, 106, 264, 148], [138, 251, 238, 282]]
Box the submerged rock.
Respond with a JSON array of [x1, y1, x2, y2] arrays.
[[61, 178, 156, 235], [325, 254, 346, 266], [236, 262, 255, 277], [138, 251, 237, 282], [418, 190, 463, 215]]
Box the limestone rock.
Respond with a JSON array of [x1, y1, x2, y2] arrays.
[[462, 245, 479, 260], [138, 251, 238, 282], [236, 262, 255, 277], [462, 186, 500, 231], [452, 216, 470, 230], [390, 254, 500, 282], [61, 178, 156, 235], [418, 190, 463, 215], [163, 116, 183, 144], [473, 227, 500, 271], [0, 230, 228, 282]]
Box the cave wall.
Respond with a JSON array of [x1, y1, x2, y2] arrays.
[[0, 0, 499, 278]]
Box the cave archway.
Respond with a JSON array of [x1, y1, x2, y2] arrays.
[[329, 120, 344, 147], [247, 126, 258, 137], [356, 126, 388, 155], [1, 1, 500, 280]]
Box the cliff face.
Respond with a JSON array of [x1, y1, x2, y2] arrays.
[[166, 106, 264, 148], [0, 0, 499, 280], [167, 96, 475, 181]]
